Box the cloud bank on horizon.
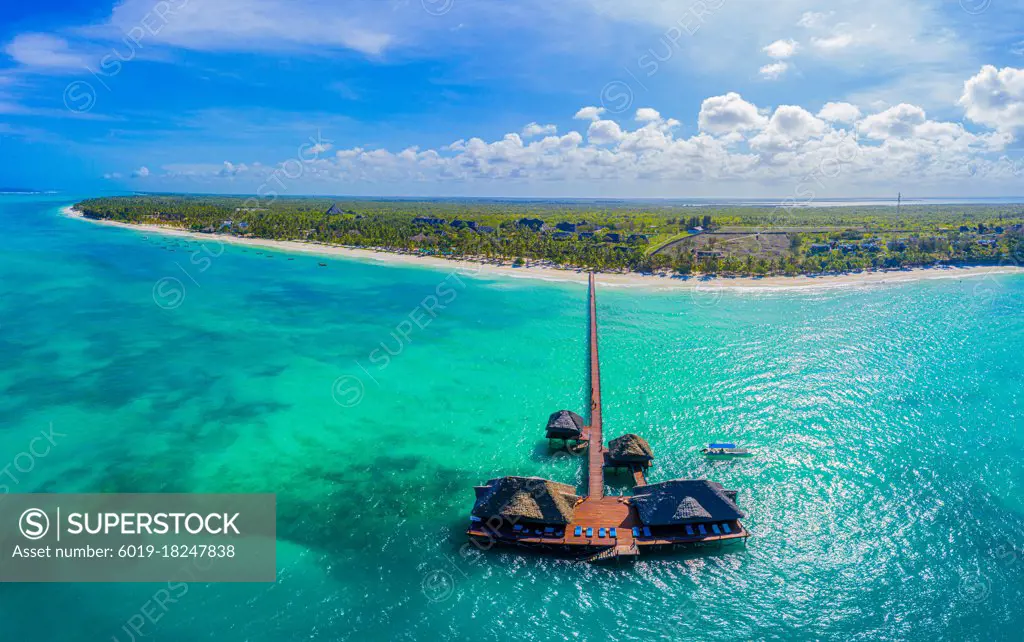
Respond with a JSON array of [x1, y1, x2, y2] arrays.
[[1, 0, 1023, 197]]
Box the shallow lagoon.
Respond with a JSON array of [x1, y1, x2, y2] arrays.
[[1, 194, 1022, 641]]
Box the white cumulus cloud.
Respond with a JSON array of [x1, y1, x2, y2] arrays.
[[858, 103, 927, 140], [635, 108, 662, 123], [749, 105, 827, 153], [817, 102, 862, 123], [763, 39, 799, 59], [760, 61, 789, 80], [698, 93, 769, 133], [126, 66, 1024, 195], [522, 122, 557, 137], [587, 119, 625, 145], [574, 106, 605, 121], [959, 65, 1024, 137]]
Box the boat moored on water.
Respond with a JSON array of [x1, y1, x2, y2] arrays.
[[702, 443, 753, 458]]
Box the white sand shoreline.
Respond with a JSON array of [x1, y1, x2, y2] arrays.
[[61, 205, 1024, 291]]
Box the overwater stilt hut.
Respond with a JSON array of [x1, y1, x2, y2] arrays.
[[606, 433, 654, 467], [605, 433, 654, 486], [545, 410, 587, 448]]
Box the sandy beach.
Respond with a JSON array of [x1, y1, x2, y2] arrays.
[[62, 205, 1024, 291]]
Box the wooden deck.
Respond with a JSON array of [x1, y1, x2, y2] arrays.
[[468, 518, 749, 550], [586, 273, 605, 499], [631, 467, 647, 487]]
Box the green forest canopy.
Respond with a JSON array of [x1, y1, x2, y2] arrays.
[[75, 195, 1024, 276]]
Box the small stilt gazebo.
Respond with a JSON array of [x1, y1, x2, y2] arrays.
[[545, 409, 587, 448]]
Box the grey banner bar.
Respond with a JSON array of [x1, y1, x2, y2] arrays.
[[0, 494, 276, 582]]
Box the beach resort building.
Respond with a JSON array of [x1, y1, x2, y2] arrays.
[[517, 218, 545, 231], [413, 216, 446, 225], [471, 476, 580, 527], [631, 479, 744, 534]]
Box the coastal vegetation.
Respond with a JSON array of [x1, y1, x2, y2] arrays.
[[74, 195, 1024, 276]]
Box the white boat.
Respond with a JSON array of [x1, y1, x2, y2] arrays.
[[702, 443, 753, 458]]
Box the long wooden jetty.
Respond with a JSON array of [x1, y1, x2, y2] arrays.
[[586, 273, 605, 499]]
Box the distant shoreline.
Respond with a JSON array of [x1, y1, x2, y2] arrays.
[[61, 205, 1024, 291]]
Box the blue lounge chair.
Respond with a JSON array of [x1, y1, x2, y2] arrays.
[[598, 528, 606, 538], [722, 523, 732, 534], [712, 524, 721, 535], [574, 526, 582, 537], [698, 524, 707, 535], [534, 529, 542, 535], [685, 525, 695, 536], [586, 528, 593, 538], [632, 527, 640, 537], [544, 527, 555, 535], [556, 530, 564, 537], [610, 528, 617, 538], [513, 524, 523, 532], [642, 526, 652, 537]]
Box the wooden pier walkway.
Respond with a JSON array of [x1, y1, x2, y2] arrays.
[[586, 273, 605, 499], [631, 467, 647, 487]]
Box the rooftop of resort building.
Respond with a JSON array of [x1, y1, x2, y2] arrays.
[[631, 479, 744, 526], [412, 216, 445, 225], [546, 409, 585, 440], [607, 433, 654, 465], [472, 476, 581, 525]]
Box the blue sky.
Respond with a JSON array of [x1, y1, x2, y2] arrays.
[[1, 0, 1023, 197]]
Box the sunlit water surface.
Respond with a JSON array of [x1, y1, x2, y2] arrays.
[[0, 194, 1022, 641]]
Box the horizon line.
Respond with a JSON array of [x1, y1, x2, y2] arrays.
[[46, 190, 1024, 205]]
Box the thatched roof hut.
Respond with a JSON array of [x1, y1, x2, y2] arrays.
[[631, 479, 744, 526], [546, 410, 584, 439], [472, 476, 580, 525], [607, 434, 654, 465]]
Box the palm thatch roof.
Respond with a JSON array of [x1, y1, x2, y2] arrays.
[[545, 410, 585, 439], [631, 479, 744, 526], [607, 433, 654, 464], [471, 476, 580, 525]]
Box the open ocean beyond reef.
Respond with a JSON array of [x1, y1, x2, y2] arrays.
[[1, 193, 1023, 641]]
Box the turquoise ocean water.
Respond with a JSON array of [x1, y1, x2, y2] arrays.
[[1, 193, 1022, 640]]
